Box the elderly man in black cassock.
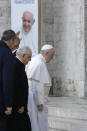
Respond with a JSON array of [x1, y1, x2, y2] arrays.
[[7, 46, 32, 131], [0, 30, 17, 131]]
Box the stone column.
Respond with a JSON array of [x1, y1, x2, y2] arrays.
[[41, 0, 85, 97], [85, 0, 87, 96], [52, 0, 85, 97]]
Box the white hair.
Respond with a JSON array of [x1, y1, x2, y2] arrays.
[[16, 46, 31, 56], [22, 11, 34, 20]]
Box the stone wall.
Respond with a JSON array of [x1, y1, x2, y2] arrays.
[[41, 0, 85, 97], [0, 0, 85, 97], [0, 0, 11, 37], [85, 0, 87, 95]]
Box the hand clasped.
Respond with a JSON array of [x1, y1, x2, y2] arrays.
[[37, 104, 43, 112], [4, 107, 12, 115]]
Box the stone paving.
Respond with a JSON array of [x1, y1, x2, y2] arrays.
[[48, 97, 87, 131]]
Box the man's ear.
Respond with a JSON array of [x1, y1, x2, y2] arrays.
[[10, 38, 14, 43], [32, 19, 35, 25], [46, 51, 49, 55], [22, 54, 26, 58]]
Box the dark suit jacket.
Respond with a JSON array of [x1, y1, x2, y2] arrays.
[[0, 40, 14, 114], [13, 57, 28, 112], [7, 58, 31, 131]]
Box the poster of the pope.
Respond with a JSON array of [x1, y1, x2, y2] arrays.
[[11, 0, 38, 56]]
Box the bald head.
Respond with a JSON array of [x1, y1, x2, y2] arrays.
[[22, 11, 35, 32]]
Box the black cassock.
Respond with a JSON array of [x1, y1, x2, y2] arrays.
[[0, 40, 14, 131], [7, 57, 31, 131]]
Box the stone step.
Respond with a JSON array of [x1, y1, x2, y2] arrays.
[[50, 129, 64, 131], [48, 116, 87, 131], [48, 97, 87, 131], [48, 97, 87, 120], [50, 129, 63, 131], [48, 106, 87, 120]]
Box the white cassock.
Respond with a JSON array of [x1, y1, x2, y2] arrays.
[[15, 26, 37, 56], [26, 54, 51, 131]]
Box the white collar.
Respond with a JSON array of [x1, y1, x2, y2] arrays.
[[12, 49, 17, 53], [16, 56, 24, 64], [39, 54, 46, 63]]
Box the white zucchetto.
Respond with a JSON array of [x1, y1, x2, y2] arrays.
[[41, 44, 54, 51]]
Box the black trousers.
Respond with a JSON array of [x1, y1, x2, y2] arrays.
[[7, 112, 31, 131], [0, 115, 6, 131]]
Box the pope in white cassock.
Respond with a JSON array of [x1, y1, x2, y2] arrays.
[[26, 44, 55, 131], [16, 11, 37, 56]]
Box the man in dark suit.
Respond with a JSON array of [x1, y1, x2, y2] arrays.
[[0, 29, 16, 131], [7, 46, 32, 131]]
